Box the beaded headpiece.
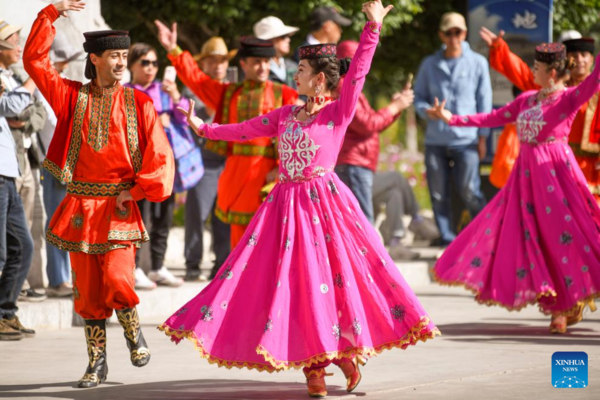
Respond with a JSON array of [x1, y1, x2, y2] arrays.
[[299, 43, 337, 60], [535, 43, 566, 64]]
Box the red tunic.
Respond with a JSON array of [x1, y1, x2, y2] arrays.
[[168, 50, 298, 226], [24, 4, 175, 254]]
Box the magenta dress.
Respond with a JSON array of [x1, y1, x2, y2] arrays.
[[434, 55, 600, 317], [159, 22, 439, 373]]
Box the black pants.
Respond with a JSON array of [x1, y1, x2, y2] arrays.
[[134, 194, 175, 271], [184, 165, 230, 276]]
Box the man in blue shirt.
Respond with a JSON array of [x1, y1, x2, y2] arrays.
[[414, 12, 492, 245], [0, 33, 36, 341]]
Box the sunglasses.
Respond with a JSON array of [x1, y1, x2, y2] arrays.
[[140, 60, 159, 67], [444, 29, 463, 38]]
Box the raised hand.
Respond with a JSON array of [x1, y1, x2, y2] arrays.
[[426, 97, 453, 123], [177, 99, 204, 136], [362, 0, 394, 24], [54, 0, 86, 17], [154, 20, 178, 52], [479, 27, 505, 47]]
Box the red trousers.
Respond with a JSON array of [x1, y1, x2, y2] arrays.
[[230, 224, 247, 249], [70, 245, 139, 319]]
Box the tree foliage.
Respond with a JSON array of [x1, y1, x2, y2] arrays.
[[102, 0, 600, 98]]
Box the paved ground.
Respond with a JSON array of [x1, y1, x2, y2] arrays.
[[1, 283, 598, 400]]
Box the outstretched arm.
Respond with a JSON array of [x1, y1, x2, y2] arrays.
[[23, 1, 85, 114], [481, 27, 539, 92], [155, 20, 225, 110], [429, 95, 525, 128], [331, 0, 393, 126], [178, 99, 282, 141]]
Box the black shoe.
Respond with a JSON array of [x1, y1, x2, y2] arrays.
[[184, 269, 202, 282], [18, 289, 47, 302], [116, 308, 151, 367], [3, 316, 35, 338], [78, 319, 108, 388]]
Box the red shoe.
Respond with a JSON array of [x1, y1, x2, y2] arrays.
[[339, 356, 367, 392], [303, 368, 330, 398]]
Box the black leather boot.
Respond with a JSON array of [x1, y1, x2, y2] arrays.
[[116, 307, 151, 367], [78, 319, 108, 388]]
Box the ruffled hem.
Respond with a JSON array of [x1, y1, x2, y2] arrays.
[[158, 316, 440, 373], [432, 267, 599, 317]]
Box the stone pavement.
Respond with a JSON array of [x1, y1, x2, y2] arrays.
[[1, 283, 598, 400]]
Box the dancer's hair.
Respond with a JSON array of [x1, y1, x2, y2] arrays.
[[546, 57, 577, 80], [307, 57, 351, 92], [84, 52, 102, 80]]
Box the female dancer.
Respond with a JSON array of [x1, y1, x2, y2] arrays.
[[160, 1, 439, 397], [429, 42, 600, 334]]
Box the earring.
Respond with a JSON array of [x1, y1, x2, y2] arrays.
[[315, 84, 322, 96]]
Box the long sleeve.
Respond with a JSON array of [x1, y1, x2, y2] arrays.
[[331, 21, 381, 126], [168, 51, 226, 111], [449, 95, 525, 128], [21, 98, 48, 135], [199, 106, 283, 142], [413, 59, 431, 120], [23, 4, 73, 115], [130, 100, 175, 202], [568, 53, 600, 112], [475, 58, 493, 137], [0, 88, 30, 117], [489, 38, 539, 92], [348, 93, 397, 136]]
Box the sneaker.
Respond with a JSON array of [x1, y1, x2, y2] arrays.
[[135, 268, 157, 291], [148, 267, 184, 287], [409, 217, 440, 242], [3, 316, 35, 338], [18, 288, 47, 302], [0, 319, 23, 341], [388, 243, 419, 260], [46, 282, 73, 298]]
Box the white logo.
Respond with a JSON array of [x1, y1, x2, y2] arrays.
[[512, 10, 538, 29], [554, 376, 587, 388]]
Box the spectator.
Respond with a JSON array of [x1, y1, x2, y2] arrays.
[[0, 36, 36, 341], [414, 12, 491, 246], [293, 6, 351, 62], [125, 43, 190, 289], [372, 171, 439, 259], [182, 36, 235, 281], [0, 19, 47, 301], [254, 16, 299, 89]]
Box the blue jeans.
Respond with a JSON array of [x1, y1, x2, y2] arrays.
[[335, 165, 375, 224], [41, 169, 70, 287], [425, 144, 486, 244], [0, 176, 34, 319]]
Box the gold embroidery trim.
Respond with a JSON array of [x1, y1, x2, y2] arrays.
[[84, 324, 106, 368], [124, 87, 143, 173], [67, 181, 134, 197], [117, 308, 140, 343], [46, 230, 147, 255], [88, 88, 113, 151], [158, 316, 439, 373]]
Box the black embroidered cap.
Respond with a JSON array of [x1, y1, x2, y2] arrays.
[[299, 43, 337, 60], [535, 42, 566, 63], [83, 30, 130, 54], [237, 36, 276, 58], [563, 38, 595, 55]]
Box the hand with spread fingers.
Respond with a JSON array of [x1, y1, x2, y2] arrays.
[[479, 26, 505, 47], [54, 0, 86, 17], [362, 0, 394, 23], [426, 97, 453, 124], [155, 20, 178, 52], [178, 99, 204, 136]]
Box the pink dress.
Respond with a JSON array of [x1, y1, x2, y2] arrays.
[[434, 54, 600, 317], [160, 22, 439, 373]]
